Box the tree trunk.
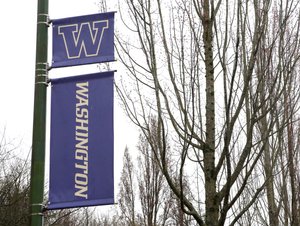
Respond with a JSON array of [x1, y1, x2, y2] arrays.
[[202, 0, 218, 225]]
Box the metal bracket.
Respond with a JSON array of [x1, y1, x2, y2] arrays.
[[31, 212, 44, 216], [31, 203, 45, 216], [36, 62, 49, 69], [35, 81, 49, 86], [35, 62, 49, 86], [37, 13, 50, 26]]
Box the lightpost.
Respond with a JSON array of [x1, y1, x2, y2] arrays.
[[29, 0, 49, 225]]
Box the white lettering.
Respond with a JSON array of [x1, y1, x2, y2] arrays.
[[74, 81, 89, 199]]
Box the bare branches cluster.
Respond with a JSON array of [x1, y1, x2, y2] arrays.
[[118, 127, 196, 226], [116, 0, 300, 225]]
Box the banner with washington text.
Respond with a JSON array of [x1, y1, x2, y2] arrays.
[[48, 71, 114, 209], [52, 12, 115, 68]]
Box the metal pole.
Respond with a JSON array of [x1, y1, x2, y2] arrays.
[[30, 0, 49, 225]]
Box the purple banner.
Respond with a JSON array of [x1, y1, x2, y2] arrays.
[[48, 71, 114, 209], [52, 12, 115, 68]]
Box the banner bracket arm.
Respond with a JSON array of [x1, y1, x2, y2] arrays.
[[37, 13, 51, 26], [35, 62, 49, 86], [30, 203, 46, 216]]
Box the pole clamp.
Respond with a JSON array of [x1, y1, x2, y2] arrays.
[[37, 13, 50, 26], [31, 203, 45, 216], [35, 62, 50, 86]]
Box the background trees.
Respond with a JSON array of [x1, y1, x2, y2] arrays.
[[116, 0, 300, 225], [0, 132, 30, 225], [118, 128, 188, 226]]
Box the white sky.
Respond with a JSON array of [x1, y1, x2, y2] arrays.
[[0, 0, 137, 211]]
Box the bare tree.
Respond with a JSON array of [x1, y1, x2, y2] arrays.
[[116, 0, 300, 225], [0, 131, 30, 225], [252, 3, 300, 225], [136, 119, 173, 226], [0, 158, 30, 225], [119, 147, 137, 226], [95, 212, 122, 226], [118, 122, 193, 226]]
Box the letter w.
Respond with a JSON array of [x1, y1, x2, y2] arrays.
[[58, 20, 109, 59]]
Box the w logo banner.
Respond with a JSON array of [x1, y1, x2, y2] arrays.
[[52, 12, 115, 68]]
